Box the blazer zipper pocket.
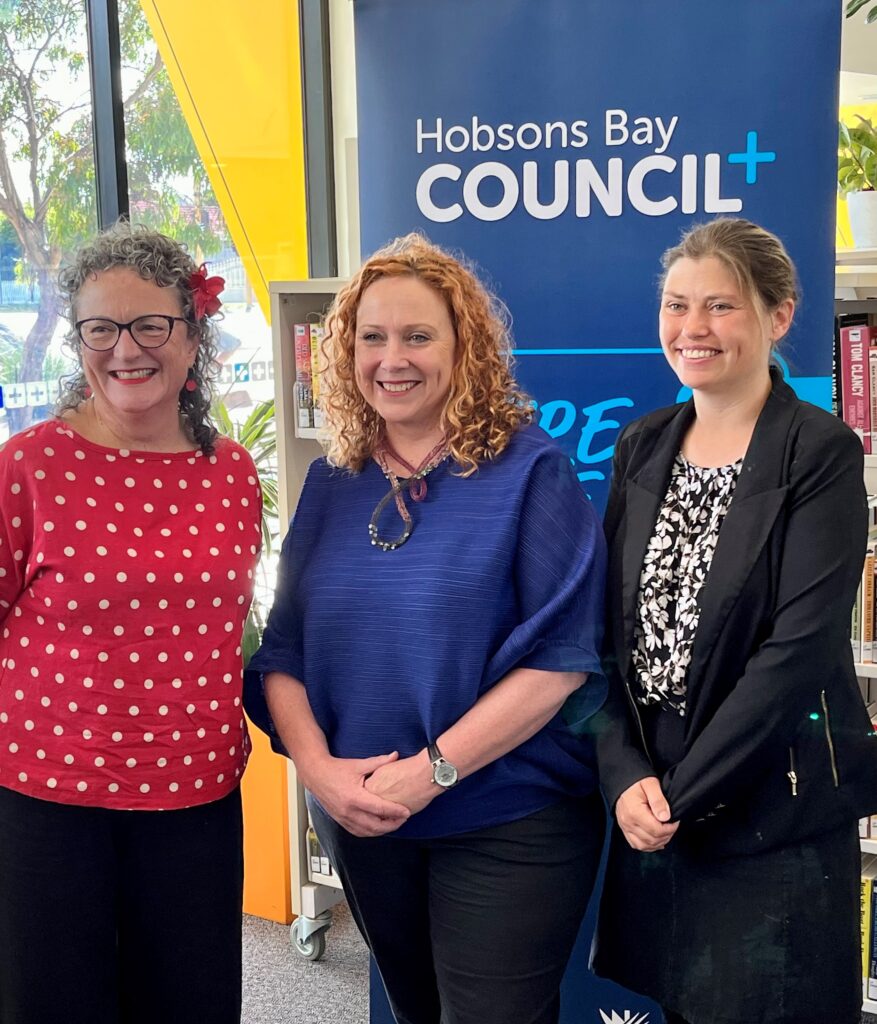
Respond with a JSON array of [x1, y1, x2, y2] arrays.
[[623, 677, 654, 767], [787, 746, 798, 797], [820, 690, 840, 788]]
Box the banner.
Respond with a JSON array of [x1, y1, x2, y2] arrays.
[[355, 2, 841, 1022], [354, 0, 840, 513]]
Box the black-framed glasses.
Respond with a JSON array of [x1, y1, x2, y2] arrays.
[[75, 315, 190, 352]]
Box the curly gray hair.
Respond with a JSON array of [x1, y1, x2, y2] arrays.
[[56, 222, 220, 454]]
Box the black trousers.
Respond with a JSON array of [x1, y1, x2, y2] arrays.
[[310, 794, 605, 1024], [0, 785, 243, 1024]]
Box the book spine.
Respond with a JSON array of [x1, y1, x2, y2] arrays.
[[310, 323, 324, 429], [294, 323, 312, 383], [853, 580, 863, 661], [869, 879, 877, 999], [864, 872, 873, 987], [307, 826, 321, 876], [841, 325, 871, 452], [864, 546, 875, 663]]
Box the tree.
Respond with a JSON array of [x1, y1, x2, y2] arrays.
[[0, 0, 227, 430]]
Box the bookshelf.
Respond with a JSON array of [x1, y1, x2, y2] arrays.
[[836, 248, 877, 301], [269, 277, 348, 961], [831, 282, 877, 1011]]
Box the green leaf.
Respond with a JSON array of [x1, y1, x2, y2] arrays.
[[868, 5, 877, 23], [847, 0, 871, 16]]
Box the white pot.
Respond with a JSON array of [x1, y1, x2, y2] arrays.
[[848, 190, 877, 249]]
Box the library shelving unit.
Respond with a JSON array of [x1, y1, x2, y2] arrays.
[[836, 247, 877, 303], [839, 262, 877, 1014], [269, 277, 347, 961]]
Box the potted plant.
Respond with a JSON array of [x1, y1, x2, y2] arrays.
[[839, 116, 877, 248], [213, 397, 280, 663], [846, 0, 877, 25]]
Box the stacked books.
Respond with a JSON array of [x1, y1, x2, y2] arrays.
[[862, 852, 877, 999], [293, 322, 325, 430], [851, 500, 877, 663]]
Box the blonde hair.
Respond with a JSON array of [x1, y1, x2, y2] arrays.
[[319, 234, 533, 474], [661, 217, 799, 313]]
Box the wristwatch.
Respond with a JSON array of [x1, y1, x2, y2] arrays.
[[427, 741, 458, 789]]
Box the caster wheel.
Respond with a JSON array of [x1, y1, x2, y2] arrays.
[[291, 918, 327, 961]]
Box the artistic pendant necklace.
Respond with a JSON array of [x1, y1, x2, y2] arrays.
[[369, 437, 449, 551]]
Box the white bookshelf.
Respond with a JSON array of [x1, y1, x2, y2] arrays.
[[836, 248, 877, 300], [855, 440, 877, 990], [269, 277, 349, 960]]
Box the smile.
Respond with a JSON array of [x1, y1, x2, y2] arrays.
[[378, 381, 419, 393], [110, 369, 157, 380], [678, 348, 720, 360]]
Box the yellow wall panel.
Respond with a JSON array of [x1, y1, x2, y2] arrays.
[[141, 0, 310, 317], [140, 1, 307, 920], [241, 719, 293, 924]]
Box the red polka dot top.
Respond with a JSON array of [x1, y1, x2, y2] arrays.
[[0, 420, 262, 810]]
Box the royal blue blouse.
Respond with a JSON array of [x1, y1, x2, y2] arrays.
[[244, 424, 607, 837]]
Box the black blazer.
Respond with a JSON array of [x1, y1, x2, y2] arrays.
[[593, 367, 877, 856]]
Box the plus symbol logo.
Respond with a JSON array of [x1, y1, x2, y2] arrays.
[[727, 130, 776, 185]]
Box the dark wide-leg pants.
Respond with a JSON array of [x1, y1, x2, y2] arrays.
[[0, 784, 243, 1024], [310, 793, 605, 1024]]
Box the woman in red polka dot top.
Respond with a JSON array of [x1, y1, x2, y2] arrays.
[[0, 223, 262, 1024]]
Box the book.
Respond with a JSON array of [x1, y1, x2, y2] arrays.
[[863, 543, 875, 663], [310, 323, 325, 429], [853, 578, 863, 661], [293, 323, 312, 384], [836, 313, 871, 420], [296, 381, 314, 429], [840, 324, 874, 453], [870, 346, 877, 453], [307, 826, 321, 876], [869, 865, 877, 998], [863, 855, 877, 987]]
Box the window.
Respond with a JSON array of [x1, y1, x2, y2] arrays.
[[0, 0, 98, 437]]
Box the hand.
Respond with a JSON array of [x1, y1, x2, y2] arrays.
[[304, 752, 411, 838], [364, 749, 438, 815], [615, 776, 679, 852]]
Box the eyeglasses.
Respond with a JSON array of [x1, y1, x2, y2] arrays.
[[75, 315, 190, 351]]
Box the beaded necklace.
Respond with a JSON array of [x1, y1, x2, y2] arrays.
[[369, 437, 449, 551]]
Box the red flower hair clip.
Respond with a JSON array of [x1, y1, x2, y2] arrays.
[[188, 263, 225, 320]]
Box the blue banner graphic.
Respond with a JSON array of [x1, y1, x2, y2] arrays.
[[355, 3, 840, 1020], [354, 0, 840, 511]]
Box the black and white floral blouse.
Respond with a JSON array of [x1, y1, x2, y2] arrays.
[[632, 452, 743, 716]]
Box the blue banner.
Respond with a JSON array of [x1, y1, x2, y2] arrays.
[[354, 0, 840, 512], [355, 2, 840, 1020]]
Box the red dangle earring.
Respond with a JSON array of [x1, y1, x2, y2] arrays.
[[184, 368, 197, 392]]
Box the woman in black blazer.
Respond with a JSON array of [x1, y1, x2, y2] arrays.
[[592, 218, 877, 1024]]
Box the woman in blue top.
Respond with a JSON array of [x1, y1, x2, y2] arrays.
[[245, 234, 607, 1024]]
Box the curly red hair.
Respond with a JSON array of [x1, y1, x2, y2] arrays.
[[319, 234, 533, 475]]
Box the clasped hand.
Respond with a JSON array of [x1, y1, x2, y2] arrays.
[[305, 749, 438, 838], [305, 751, 410, 838], [615, 776, 679, 852], [364, 749, 437, 816]]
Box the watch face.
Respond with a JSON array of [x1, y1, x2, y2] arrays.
[[434, 760, 458, 788]]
